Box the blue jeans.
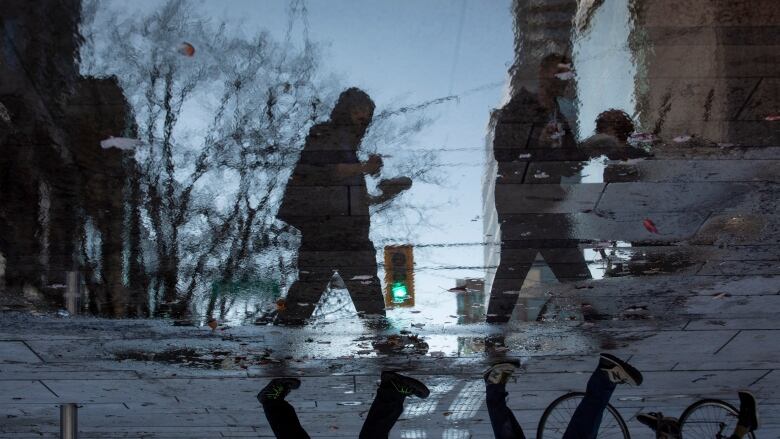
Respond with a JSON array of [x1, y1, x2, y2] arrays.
[[486, 368, 616, 439], [262, 384, 405, 439]]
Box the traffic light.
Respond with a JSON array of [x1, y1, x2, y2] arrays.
[[384, 245, 414, 307]]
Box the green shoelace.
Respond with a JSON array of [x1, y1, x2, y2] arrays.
[[391, 381, 414, 396], [266, 384, 285, 400]]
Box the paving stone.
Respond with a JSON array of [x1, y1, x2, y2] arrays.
[[597, 182, 774, 213], [0, 381, 56, 403], [0, 341, 42, 363], [614, 159, 780, 183], [499, 211, 708, 242]]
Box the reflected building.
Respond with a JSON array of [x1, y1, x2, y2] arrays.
[[483, 0, 588, 323], [483, 0, 779, 323], [0, 0, 145, 316], [452, 277, 485, 324]]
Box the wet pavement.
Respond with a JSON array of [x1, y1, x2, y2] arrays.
[[3, 0, 780, 437], [2, 270, 779, 437]]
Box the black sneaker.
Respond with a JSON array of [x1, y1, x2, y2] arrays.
[[599, 353, 643, 386], [737, 391, 759, 433], [637, 412, 681, 439], [381, 371, 430, 398], [257, 378, 301, 403], [483, 360, 521, 385], [637, 412, 663, 431]]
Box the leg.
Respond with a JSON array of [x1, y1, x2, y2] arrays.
[[539, 245, 592, 283], [486, 383, 526, 439], [276, 250, 331, 324], [562, 354, 642, 439], [358, 384, 405, 439], [258, 379, 309, 439], [339, 249, 386, 319], [262, 399, 310, 439], [359, 372, 428, 439], [486, 248, 537, 323], [562, 367, 616, 439]]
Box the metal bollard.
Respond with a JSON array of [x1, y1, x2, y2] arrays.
[[60, 403, 78, 439], [64, 271, 81, 315]]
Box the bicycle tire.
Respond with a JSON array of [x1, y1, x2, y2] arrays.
[[537, 391, 631, 439], [679, 398, 756, 439]]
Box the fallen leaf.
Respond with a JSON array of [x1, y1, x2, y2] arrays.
[[643, 219, 659, 234], [177, 42, 195, 57], [764, 115, 780, 121], [207, 318, 218, 331]]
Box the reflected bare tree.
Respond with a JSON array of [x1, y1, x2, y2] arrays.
[[79, 0, 442, 321], [81, 0, 335, 318]]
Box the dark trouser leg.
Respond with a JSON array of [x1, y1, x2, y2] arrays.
[[262, 400, 311, 439], [339, 251, 386, 318], [277, 254, 331, 324], [486, 383, 526, 439], [562, 368, 616, 439], [358, 384, 405, 439], [486, 248, 537, 323], [539, 246, 592, 282]]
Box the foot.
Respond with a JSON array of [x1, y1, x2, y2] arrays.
[[637, 412, 681, 439], [599, 353, 643, 386], [737, 390, 759, 433], [380, 371, 429, 398], [257, 378, 301, 404], [637, 412, 663, 430], [483, 360, 520, 385]]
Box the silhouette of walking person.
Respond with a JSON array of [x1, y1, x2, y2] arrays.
[[275, 88, 410, 325], [487, 54, 591, 323]]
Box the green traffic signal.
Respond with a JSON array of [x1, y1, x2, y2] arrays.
[[391, 281, 408, 302]]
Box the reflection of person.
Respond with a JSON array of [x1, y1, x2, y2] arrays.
[[275, 88, 410, 325], [581, 109, 649, 160], [487, 54, 591, 323], [485, 354, 642, 439], [637, 391, 759, 439], [258, 371, 429, 439]]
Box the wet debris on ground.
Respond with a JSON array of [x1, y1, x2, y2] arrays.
[[114, 346, 274, 369], [364, 333, 429, 355]]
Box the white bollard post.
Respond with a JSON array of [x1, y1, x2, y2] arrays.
[[60, 403, 78, 439]]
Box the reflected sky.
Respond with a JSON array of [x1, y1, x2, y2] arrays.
[[573, 0, 636, 138], [87, 0, 515, 323]]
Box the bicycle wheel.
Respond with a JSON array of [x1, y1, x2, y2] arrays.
[[537, 392, 630, 439], [679, 399, 756, 439]]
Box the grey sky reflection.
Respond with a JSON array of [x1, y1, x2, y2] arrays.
[[88, 0, 516, 324]]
